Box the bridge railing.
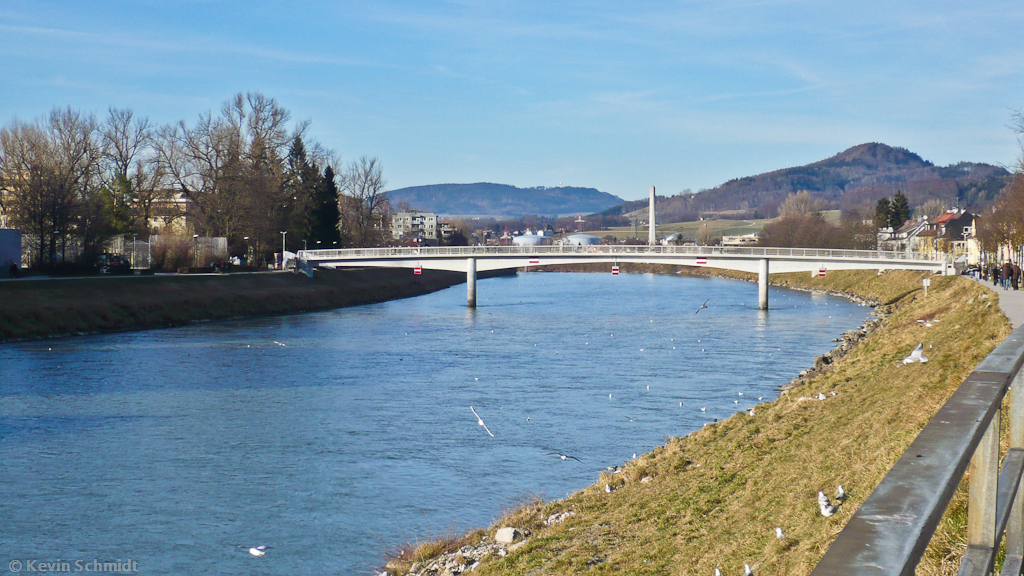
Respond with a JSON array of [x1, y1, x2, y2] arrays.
[[810, 324, 1024, 575], [298, 245, 948, 263]]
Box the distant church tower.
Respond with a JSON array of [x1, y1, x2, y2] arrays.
[[648, 186, 656, 245]]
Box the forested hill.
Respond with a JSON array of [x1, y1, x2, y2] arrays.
[[386, 183, 624, 217], [650, 143, 1011, 222]]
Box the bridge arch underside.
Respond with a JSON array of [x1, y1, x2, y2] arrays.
[[313, 255, 944, 275]]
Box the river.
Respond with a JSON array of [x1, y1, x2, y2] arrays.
[[0, 271, 867, 574]]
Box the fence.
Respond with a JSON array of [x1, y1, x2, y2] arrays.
[[810, 324, 1024, 575], [299, 245, 949, 263]]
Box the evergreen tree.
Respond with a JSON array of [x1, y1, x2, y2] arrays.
[[889, 190, 911, 228], [282, 135, 321, 244], [310, 166, 341, 247], [874, 197, 891, 229]]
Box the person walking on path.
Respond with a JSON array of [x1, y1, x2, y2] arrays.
[[1003, 262, 1013, 290], [1015, 263, 1022, 291]]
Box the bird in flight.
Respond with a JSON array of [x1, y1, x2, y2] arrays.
[[238, 545, 272, 557], [695, 298, 711, 315], [902, 343, 929, 364], [546, 452, 583, 463], [470, 406, 494, 437]]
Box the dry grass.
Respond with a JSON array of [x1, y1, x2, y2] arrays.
[[383, 528, 487, 574], [0, 268, 468, 341], [402, 269, 1011, 575]]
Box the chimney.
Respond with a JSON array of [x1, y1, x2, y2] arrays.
[[648, 186, 656, 245]]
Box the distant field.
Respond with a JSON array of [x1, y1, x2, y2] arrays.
[[592, 217, 770, 241]]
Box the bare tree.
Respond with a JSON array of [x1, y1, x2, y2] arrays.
[[339, 156, 391, 247], [777, 191, 830, 217], [0, 108, 103, 266], [154, 92, 299, 257]]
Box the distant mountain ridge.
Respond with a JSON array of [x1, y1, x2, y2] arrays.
[[386, 183, 624, 217], [647, 143, 1011, 222]]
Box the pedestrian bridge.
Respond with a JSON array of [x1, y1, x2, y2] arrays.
[[297, 245, 950, 309]]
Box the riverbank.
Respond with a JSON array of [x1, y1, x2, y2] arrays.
[[0, 268, 504, 343], [385, 268, 1009, 575]]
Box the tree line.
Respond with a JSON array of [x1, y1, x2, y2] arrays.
[[0, 93, 392, 269]]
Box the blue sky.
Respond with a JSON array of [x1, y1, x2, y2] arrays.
[[2, 0, 1022, 200]]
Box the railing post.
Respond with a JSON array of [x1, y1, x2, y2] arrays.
[[968, 410, 1001, 552], [1004, 370, 1024, 574]]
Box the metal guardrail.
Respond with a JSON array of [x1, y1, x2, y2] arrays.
[[298, 245, 948, 263], [811, 325, 1024, 576]]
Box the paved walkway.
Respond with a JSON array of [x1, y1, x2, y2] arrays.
[[972, 276, 1024, 329]]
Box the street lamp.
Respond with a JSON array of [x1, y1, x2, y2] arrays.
[[132, 233, 138, 269], [243, 237, 250, 266], [193, 233, 199, 269], [280, 231, 288, 269]]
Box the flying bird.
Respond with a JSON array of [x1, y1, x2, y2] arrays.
[[903, 343, 929, 364], [695, 298, 711, 315], [238, 545, 273, 557], [470, 406, 494, 437], [546, 452, 583, 463]]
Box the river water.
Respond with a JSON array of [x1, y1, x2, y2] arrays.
[[0, 272, 866, 575]]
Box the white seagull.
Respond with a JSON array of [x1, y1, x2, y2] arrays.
[[903, 343, 929, 364], [695, 298, 711, 315], [546, 452, 583, 463], [470, 406, 494, 437], [239, 545, 272, 557], [836, 485, 847, 501], [775, 527, 785, 539], [605, 484, 612, 493], [744, 564, 753, 576], [715, 569, 722, 576], [818, 491, 840, 517]]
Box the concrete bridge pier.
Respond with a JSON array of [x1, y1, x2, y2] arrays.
[[467, 258, 477, 308], [758, 258, 769, 310]]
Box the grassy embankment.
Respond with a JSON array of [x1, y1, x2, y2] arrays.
[[391, 267, 1011, 575], [0, 268, 473, 342]]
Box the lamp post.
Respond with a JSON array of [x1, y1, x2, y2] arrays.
[[243, 236, 250, 266], [52, 229, 59, 270], [303, 239, 308, 252], [280, 231, 288, 269], [132, 233, 138, 269], [192, 233, 199, 269]]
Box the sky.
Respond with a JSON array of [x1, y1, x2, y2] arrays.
[[1, 1, 1022, 201]]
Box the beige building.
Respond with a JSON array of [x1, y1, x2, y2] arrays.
[[392, 212, 438, 240]]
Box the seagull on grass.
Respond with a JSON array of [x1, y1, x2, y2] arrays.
[[836, 485, 847, 501], [902, 343, 928, 364], [470, 406, 494, 437], [695, 298, 711, 315], [775, 527, 785, 539], [818, 491, 840, 517], [744, 565, 753, 576]]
